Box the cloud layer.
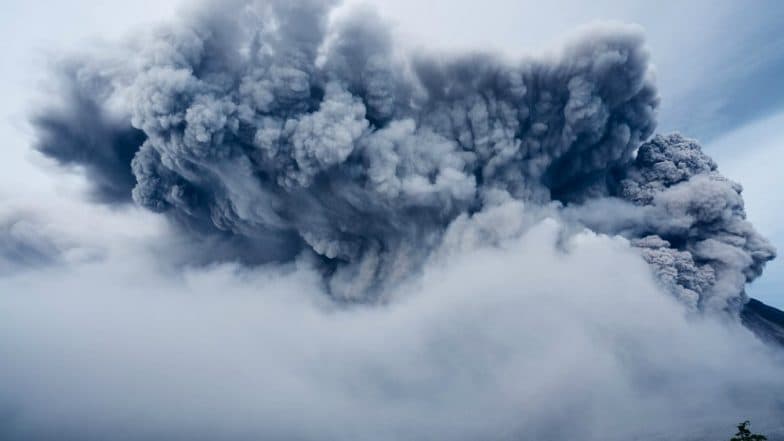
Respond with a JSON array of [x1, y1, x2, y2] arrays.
[[1, 207, 782, 441]]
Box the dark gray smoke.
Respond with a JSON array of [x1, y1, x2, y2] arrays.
[[617, 134, 776, 311], [32, 0, 773, 308], [32, 60, 146, 203], [568, 134, 777, 312]]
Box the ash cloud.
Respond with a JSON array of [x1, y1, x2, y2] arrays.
[[617, 134, 776, 311], [568, 134, 777, 311], [33, 0, 671, 301], [5, 1, 784, 438], [33, 0, 772, 310]]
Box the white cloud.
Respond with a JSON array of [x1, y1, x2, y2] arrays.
[[0, 199, 782, 440]]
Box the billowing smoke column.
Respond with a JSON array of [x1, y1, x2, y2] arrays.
[[33, 0, 774, 309]]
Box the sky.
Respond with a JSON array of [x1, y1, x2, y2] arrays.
[[1, 2, 784, 440], [1, 0, 781, 305]]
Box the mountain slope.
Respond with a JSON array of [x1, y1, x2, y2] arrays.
[[742, 298, 784, 347]]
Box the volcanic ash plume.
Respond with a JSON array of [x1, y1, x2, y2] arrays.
[[32, 0, 774, 309]]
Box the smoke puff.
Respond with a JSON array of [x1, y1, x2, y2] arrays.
[[32, 62, 146, 203], [613, 134, 776, 311], [31, 0, 773, 309]]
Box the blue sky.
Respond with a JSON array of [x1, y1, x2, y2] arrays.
[[1, 0, 782, 306]]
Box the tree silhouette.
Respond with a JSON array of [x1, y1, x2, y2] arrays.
[[730, 421, 767, 441]]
